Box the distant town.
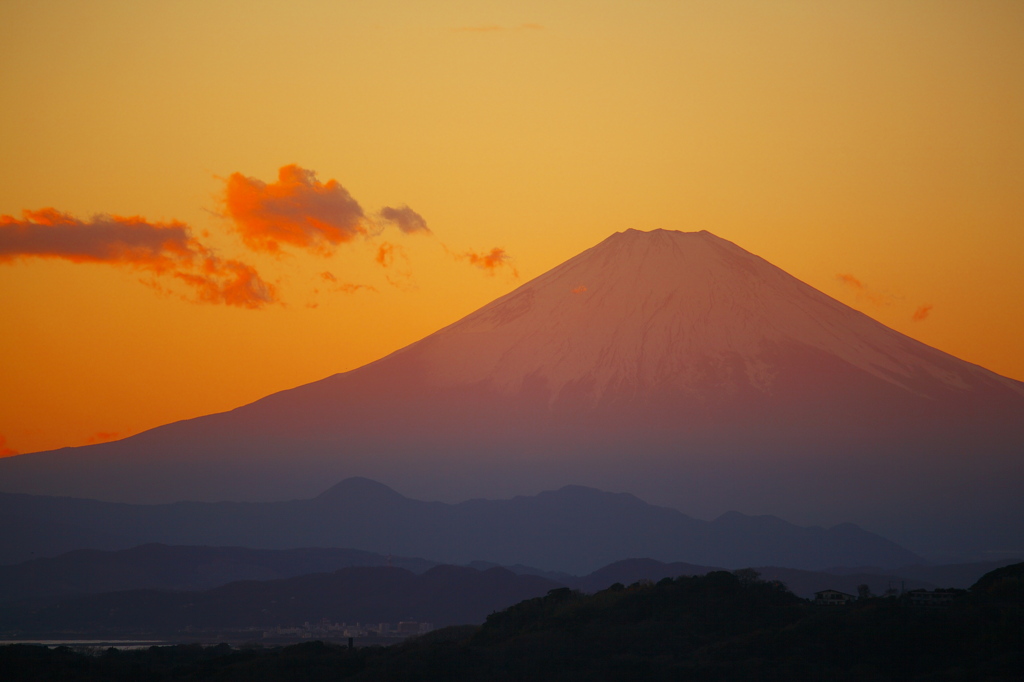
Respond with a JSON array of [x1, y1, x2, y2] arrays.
[[262, 619, 434, 643]]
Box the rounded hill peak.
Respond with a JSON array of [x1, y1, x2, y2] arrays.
[[315, 477, 404, 503]]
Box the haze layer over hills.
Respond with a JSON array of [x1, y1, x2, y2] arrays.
[[2, 229, 1022, 557]]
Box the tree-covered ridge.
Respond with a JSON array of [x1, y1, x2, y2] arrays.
[[3, 565, 1022, 681], [474, 570, 800, 644]]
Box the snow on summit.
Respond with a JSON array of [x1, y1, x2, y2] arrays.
[[412, 229, 1019, 402]]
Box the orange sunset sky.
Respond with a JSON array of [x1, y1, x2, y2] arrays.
[[1, 0, 1022, 457]]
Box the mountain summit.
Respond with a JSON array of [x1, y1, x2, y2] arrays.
[[3, 230, 1022, 556], [411, 228, 1021, 403]]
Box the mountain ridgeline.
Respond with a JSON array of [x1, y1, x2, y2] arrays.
[[0, 478, 920, 573], [1, 229, 1022, 557]]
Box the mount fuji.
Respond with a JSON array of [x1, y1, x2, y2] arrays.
[[3, 229, 1022, 556]]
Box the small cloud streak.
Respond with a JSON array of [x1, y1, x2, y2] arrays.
[[836, 273, 864, 289], [571, 285, 587, 294], [912, 304, 933, 321], [0, 434, 18, 457], [836, 272, 888, 306], [376, 242, 397, 268], [85, 431, 121, 445], [462, 247, 518, 277], [337, 282, 377, 293], [319, 271, 376, 294], [0, 209, 276, 308], [224, 164, 365, 255], [379, 205, 430, 235]]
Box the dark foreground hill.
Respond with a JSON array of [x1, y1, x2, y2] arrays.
[[6, 544, 1011, 636], [0, 477, 921, 573], [4, 563, 1021, 681]]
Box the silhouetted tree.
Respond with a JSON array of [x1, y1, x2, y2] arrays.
[[732, 568, 761, 584]]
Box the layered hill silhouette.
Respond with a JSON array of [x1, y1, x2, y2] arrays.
[[2, 229, 1022, 556], [0, 559, 939, 636], [0, 478, 920, 573], [0, 543, 436, 605], [5, 540, 1012, 608], [0, 564, 563, 633]]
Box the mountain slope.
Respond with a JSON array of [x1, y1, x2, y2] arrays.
[[1, 229, 1021, 556]]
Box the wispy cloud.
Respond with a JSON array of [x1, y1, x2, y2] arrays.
[[0, 209, 277, 308], [836, 273, 889, 306], [319, 271, 376, 295], [912, 303, 933, 321], [336, 282, 377, 294], [376, 242, 398, 268], [374, 241, 417, 289], [836, 272, 865, 290], [224, 164, 366, 255]]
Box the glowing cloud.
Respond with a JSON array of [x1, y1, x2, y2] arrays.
[[912, 304, 933, 321], [2, 208, 192, 269], [462, 247, 518, 277], [379, 205, 430, 235], [0, 209, 277, 308], [571, 285, 588, 294], [0, 434, 17, 457], [224, 164, 366, 255], [172, 260, 275, 308]]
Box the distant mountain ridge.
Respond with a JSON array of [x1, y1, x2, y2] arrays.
[[3, 539, 1014, 620], [0, 544, 436, 605], [0, 477, 920, 573], [2, 229, 1021, 556]]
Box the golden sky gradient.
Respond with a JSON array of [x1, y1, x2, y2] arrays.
[[2, 0, 1022, 456]]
